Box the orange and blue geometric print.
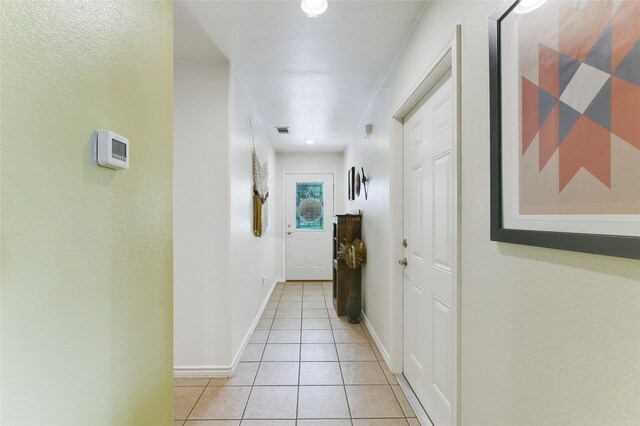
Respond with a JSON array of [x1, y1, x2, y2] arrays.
[[521, 0, 640, 192]]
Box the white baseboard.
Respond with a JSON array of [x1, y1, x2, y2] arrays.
[[173, 365, 234, 378], [174, 277, 282, 379], [361, 311, 392, 367]]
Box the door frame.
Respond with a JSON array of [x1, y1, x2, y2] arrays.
[[389, 26, 461, 425], [282, 171, 337, 281]]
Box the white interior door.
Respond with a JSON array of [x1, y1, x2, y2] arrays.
[[402, 74, 455, 426], [285, 173, 334, 280]]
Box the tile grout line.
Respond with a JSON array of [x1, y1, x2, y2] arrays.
[[181, 382, 209, 422], [239, 282, 283, 421]]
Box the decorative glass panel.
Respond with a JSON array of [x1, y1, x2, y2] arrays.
[[296, 182, 324, 230]]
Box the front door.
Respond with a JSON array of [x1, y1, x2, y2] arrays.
[[285, 173, 334, 280], [402, 74, 455, 426]]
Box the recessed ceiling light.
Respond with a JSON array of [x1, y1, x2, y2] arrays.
[[305, 140, 316, 145], [301, 0, 328, 17], [514, 0, 547, 14]]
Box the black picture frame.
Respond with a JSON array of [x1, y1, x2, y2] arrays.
[[489, 0, 639, 260], [347, 167, 355, 200]]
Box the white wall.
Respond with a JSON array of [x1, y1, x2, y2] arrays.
[[174, 62, 231, 368], [344, 1, 640, 424], [228, 69, 279, 356], [274, 152, 345, 278], [174, 62, 278, 371]]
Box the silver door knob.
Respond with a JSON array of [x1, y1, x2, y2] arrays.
[[398, 258, 407, 268], [287, 231, 292, 235]]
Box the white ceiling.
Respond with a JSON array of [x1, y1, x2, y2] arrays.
[[174, 1, 427, 152]]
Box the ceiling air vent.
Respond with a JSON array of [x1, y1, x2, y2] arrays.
[[276, 126, 289, 134]]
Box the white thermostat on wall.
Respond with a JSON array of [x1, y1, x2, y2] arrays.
[[93, 129, 129, 169]]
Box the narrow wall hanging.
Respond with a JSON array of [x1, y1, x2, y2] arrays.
[[489, 0, 640, 259], [250, 117, 269, 237]]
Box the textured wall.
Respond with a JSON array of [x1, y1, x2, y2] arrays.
[[344, 1, 640, 424], [174, 62, 231, 368], [228, 67, 279, 358], [1, 1, 174, 424]]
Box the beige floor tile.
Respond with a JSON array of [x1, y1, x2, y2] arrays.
[[340, 362, 388, 385], [303, 294, 325, 301], [380, 361, 399, 385], [241, 344, 265, 362], [303, 290, 324, 297], [210, 363, 258, 386], [282, 289, 303, 295], [285, 283, 303, 289], [407, 418, 421, 425], [301, 330, 334, 344], [174, 387, 204, 420], [297, 386, 350, 418], [297, 420, 351, 426], [254, 361, 299, 385], [351, 420, 409, 426], [261, 310, 276, 319], [189, 386, 251, 420], [185, 421, 240, 426], [303, 301, 326, 309], [174, 378, 210, 387], [280, 294, 303, 302], [267, 329, 301, 344], [333, 328, 368, 343], [275, 309, 302, 319], [303, 309, 329, 319], [299, 362, 343, 385], [271, 318, 301, 330], [249, 330, 269, 344], [266, 302, 278, 310], [243, 386, 298, 419], [300, 344, 338, 361], [336, 344, 377, 361], [175, 421, 185, 426], [256, 318, 273, 330], [278, 301, 302, 310], [345, 385, 404, 418], [362, 325, 375, 342], [327, 309, 339, 319], [331, 317, 363, 330], [240, 421, 295, 426], [302, 318, 331, 329], [391, 384, 416, 417], [325, 302, 334, 310], [371, 344, 384, 361], [261, 344, 300, 362]]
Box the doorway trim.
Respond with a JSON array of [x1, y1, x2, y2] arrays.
[[389, 25, 461, 425]]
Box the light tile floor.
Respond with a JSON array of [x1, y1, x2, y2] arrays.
[[174, 281, 420, 426]]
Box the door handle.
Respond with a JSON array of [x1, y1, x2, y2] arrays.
[[287, 231, 292, 235], [398, 258, 407, 268]]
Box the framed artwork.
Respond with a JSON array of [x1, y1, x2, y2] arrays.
[[489, 0, 640, 259]]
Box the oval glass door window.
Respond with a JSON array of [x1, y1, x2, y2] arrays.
[[296, 182, 324, 230]]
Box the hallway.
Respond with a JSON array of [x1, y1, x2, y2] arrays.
[[173, 282, 418, 425]]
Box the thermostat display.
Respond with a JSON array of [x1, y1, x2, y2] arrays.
[[93, 129, 129, 169]]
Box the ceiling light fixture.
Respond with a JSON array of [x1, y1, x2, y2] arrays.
[[305, 140, 316, 145], [301, 0, 328, 17], [513, 0, 547, 14]]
